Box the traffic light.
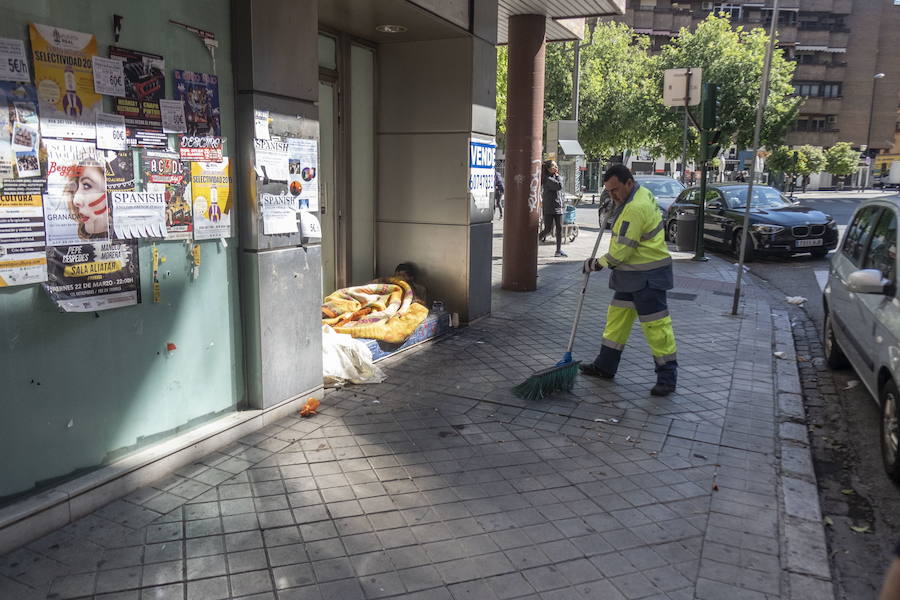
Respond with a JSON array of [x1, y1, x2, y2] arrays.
[[701, 83, 717, 131], [702, 130, 722, 162]]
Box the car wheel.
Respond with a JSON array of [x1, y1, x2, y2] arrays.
[[667, 220, 677, 243], [811, 247, 828, 258], [733, 229, 755, 262], [881, 379, 900, 483], [823, 310, 849, 369]]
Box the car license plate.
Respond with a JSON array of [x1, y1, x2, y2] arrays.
[[796, 238, 823, 247]]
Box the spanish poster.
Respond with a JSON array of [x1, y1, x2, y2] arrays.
[[142, 151, 192, 240], [29, 23, 101, 140], [287, 137, 319, 212], [110, 191, 167, 239], [191, 159, 231, 240], [260, 192, 298, 235], [109, 46, 165, 148], [172, 70, 220, 136], [0, 190, 46, 286], [43, 239, 140, 312], [254, 138, 289, 183], [44, 139, 107, 246], [0, 82, 41, 183]]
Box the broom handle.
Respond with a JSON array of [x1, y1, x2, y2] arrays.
[[565, 203, 612, 355]]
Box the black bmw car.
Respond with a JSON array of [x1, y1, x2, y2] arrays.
[[664, 184, 839, 260]]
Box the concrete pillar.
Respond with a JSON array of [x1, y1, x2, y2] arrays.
[[502, 14, 546, 292]]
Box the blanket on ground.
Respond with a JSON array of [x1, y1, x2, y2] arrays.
[[322, 278, 428, 343]]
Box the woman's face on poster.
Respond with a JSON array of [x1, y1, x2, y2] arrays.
[[70, 166, 107, 235]]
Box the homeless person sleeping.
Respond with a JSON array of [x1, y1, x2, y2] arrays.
[[321, 263, 429, 344]]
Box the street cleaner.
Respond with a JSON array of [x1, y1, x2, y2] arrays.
[[581, 164, 678, 396]]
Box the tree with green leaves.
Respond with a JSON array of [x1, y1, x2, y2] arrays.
[[766, 145, 825, 193], [652, 14, 802, 161], [825, 142, 859, 190]]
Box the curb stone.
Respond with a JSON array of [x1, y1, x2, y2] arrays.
[[771, 308, 835, 599]]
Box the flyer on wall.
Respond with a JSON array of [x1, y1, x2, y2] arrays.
[[43, 139, 107, 246], [287, 137, 318, 212], [110, 191, 167, 239], [109, 46, 166, 148], [142, 150, 192, 240], [260, 191, 299, 235], [172, 70, 220, 137], [0, 190, 46, 286], [29, 23, 101, 140], [253, 138, 289, 183], [43, 239, 140, 312], [0, 81, 41, 184], [104, 150, 135, 192], [191, 159, 231, 240]]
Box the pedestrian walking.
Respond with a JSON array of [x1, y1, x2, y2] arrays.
[[494, 170, 504, 219], [539, 160, 567, 257], [580, 164, 678, 396]]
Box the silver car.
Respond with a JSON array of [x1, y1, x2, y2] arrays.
[[823, 197, 900, 481]]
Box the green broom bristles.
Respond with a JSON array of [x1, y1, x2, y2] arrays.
[[513, 361, 581, 401]]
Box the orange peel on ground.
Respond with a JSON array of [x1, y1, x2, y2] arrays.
[[300, 397, 320, 417]]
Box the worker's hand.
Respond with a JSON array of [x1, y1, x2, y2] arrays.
[[582, 258, 602, 274]]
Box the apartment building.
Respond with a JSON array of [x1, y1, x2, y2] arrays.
[[613, 0, 900, 154]]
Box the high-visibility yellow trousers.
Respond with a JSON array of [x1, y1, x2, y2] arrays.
[[592, 287, 677, 386]]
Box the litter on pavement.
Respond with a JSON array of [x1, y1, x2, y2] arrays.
[[785, 296, 808, 305]]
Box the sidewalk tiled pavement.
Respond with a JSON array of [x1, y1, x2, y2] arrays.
[[0, 211, 832, 599]]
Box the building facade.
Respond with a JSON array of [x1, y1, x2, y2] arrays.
[[613, 0, 900, 154]]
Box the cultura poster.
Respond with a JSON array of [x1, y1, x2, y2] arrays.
[[43, 239, 140, 312], [29, 23, 101, 140], [0, 190, 46, 286]]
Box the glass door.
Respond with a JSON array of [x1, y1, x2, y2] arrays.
[[319, 80, 337, 294]]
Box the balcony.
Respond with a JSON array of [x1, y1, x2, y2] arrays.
[[795, 64, 826, 80], [798, 97, 842, 114], [787, 130, 841, 147], [797, 29, 830, 46], [801, 0, 835, 11]]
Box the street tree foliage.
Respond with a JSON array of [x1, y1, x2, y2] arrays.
[[496, 15, 802, 161], [767, 145, 826, 178], [653, 14, 801, 160], [825, 142, 859, 178]]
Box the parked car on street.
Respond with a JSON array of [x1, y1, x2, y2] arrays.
[[823, 196, 900, 481], [664, 184, 838, 260]]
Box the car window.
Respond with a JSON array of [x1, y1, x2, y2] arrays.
[[676, 189, 698, 204], [639, 180, 685, 197], [725, 186, 792, 209], [863, 210, 897, 282], [843, 207, 883, 266], [705, 190, 724, 206]]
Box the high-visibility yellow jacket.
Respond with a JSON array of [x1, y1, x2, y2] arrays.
[[598, 185, 673, 291]]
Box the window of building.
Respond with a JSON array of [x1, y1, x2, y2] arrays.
[[713, 3, 741, 20], [793, 81, 841, 98]]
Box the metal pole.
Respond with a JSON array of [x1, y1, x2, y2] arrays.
[[694, 136, 709, 261], [572, 40, 580, 123], [502, 14, 546, 292], [863, 75, 878, 192], [731, 0, 779, 315], [680, 69, 691, 185]]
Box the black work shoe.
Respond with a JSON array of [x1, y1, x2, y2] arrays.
[[580, 363, 615, 379], [650, 383, 676, 396]]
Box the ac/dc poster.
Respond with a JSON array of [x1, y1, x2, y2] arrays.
[[109, 46, 166, 148], [43, 239, 140, 312], [172, 70, 220, 137]]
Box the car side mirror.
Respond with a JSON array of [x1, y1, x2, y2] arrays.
[[847, 269, 893, 295], [707, 201, 722, 210]]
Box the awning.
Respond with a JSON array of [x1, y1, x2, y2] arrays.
[[796, 45, 847, 53], [497, 0, 626, 43], [559, 139, 585, 156]]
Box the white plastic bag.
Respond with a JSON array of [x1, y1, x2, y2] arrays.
[[322, 325, 386, 387]]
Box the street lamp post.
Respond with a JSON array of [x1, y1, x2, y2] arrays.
[[862, 72, 886, 191]]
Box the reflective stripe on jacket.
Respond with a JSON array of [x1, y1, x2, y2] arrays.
[[598, 185, 672, 274]]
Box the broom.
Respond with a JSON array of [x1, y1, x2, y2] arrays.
[[513, 201, 613, 401]]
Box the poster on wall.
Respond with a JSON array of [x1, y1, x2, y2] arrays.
[[29, 23, 101, 140], [253, 138, 288, 183], [104, 150, 135, 192], [172, 70, 220, 137], [142, 151, 192, 240], [191, 159, 231, 240], [468, 139, 496, 211], [287, 137, 318, 212], [0, 38, 31, 83], [0, 82, 41, 184], [110, 191, 167, 239], [43, 139, 107, 246], [260, 191, 298, 235], [0, 189, 46, 286], [43, 239, 140, 312], [109, 46, 166, 148]]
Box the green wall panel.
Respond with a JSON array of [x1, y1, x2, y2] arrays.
[[0, 0, 244, 500]]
